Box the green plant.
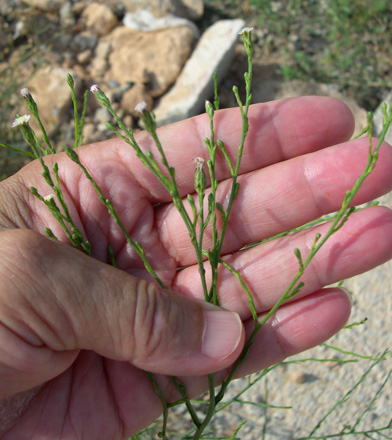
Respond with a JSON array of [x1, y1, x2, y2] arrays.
[[0, 6, 59, 180], [2, 28, 392, 439]]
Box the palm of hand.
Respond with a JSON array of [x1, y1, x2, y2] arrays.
[[2, 99, 392, 439], [2, 141, 181, 437]]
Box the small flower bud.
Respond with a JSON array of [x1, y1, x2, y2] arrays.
[[135, 101, 156, 133], [89, 84, 111, 108], [205, 100, 214, 119], [20, 88, 31, 98], [20, 88, 38, 114], [43, 194, 54, 202], [65, 145, 80, 163], [193, 157, 206, 195]]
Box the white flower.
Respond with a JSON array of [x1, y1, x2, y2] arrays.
[[239, 27, 254, 35], [43, 194, 54, 202], [90, 84, 99, 93], [11, 114, 31, 127], [134, 101, 148, 114], [20, 88, 31, 98]]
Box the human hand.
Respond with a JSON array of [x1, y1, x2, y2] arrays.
[[1, 96, 392, 439]]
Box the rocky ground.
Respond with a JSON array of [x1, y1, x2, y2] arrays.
[[0, 1, 391, 439]]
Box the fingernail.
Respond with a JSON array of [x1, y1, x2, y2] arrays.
[[340, 287, 353, 305], [202, 311, 243, 359]]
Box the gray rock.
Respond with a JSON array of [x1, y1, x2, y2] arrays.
[[153, 19, 245, 126], [373, 90, 392, 144], [73, 32, 98, 51]]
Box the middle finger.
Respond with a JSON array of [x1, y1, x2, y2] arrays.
[[156, 138, 392, 267]]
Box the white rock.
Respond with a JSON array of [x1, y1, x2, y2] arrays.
[[122, 0, 204, 21], [153, 19, 245, 126], [123, 9, 199, 38]]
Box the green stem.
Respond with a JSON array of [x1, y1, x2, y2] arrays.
[[192, 374, 216, 440], [65, 146, 166, 288]]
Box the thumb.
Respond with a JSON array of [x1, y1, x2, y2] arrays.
[[0, 229, 244, 399]]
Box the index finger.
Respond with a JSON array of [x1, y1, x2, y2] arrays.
[[80, 96, 355, 203]]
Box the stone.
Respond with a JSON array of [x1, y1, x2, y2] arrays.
[[73, 32, 98, 51], [89, 57, 108, 79], [121, 83, 153, 117], [95, 40, 112, 60], [81, 122, 96, 144], [288, 371, 308, 384], [153, 19, 245, 126], [123, 9, 199, 38], [59, 1, 75, 28], [89, 39, 112, 80], [81, 3, 118, 36], [22, 0, 64, 11], [104, 25, 194, 97], [122, 0, 204, 21], [71, 1, 85, 16], [373, 90, 392, 145], [23, 66, 81, 137], [94, 107, 112, 125], [77, 49, 92, 65], [0, 0, 23, 16], [123, 114, 134, 129]]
